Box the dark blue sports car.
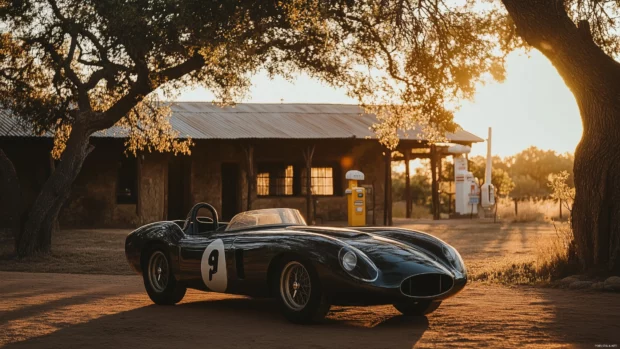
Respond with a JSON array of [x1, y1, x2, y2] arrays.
[[125, 203, 467, 323]]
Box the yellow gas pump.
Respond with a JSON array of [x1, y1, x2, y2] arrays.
[[345, 170, 366, 226]]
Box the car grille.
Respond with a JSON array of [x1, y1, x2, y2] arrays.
[[400, 273, 454, 297]]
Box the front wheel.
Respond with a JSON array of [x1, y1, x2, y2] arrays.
[[277, 259, 330, 324], [393, 300, 441, 316], [143, 249, 186, 305]]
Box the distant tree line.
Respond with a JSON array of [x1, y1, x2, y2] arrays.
[[469, 146, 574, 200], [393, 146, 575, 207]]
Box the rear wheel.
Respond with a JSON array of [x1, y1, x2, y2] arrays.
[[143, 249, 186, 305], [393, 300, 441, 316], [277, 259, 330, 324]]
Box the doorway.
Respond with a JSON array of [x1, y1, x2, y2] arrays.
[[221, 163, 240, 221], [167, 156, 191, 220]]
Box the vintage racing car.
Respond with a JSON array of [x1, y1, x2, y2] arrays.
[[125, 203, 467, 323]]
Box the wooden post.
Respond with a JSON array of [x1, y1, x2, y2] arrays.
[[303, 145, 315, 224], [404, 150, 412, 219], [163, 155, 169, 221], [383, 149, 393, 226], [559, 199, 563, 219], [136, 154, 143, 221], [430, 144, 440, 220], [243, 144, 255, 211], [514, 198, 518, 216]]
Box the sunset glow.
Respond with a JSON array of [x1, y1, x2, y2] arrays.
[[177, 49, 582, 158]]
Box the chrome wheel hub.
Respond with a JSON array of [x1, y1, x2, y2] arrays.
[[148, 251, 169, 293], [280, 261, 311, 311]]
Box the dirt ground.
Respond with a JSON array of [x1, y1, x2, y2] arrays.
[[1, 272, 619, 348], [1, 220, 619, 348]]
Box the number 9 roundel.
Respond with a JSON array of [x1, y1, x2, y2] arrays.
[[201, 239, 227, 292]]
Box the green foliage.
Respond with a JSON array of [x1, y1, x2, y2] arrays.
[[468, 156, 515, 196], [392, 168, 431, 205]]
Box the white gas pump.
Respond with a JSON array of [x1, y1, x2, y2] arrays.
[[454, 155, 479, 216], [480, 127, 495, 209]]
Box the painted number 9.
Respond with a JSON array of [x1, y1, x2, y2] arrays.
[[208, 250, 219, 281], [201, 239, 227, 292]]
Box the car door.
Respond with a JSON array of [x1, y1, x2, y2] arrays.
[[177, 233, 237, 293]]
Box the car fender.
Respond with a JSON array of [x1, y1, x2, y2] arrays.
[[125, 221, 186, 274], [230, 231, 351, 295]]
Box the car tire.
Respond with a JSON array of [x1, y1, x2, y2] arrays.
[[393, 300, 441, 316], [143, 248, 186, 305], [276, 258, 331, 324]]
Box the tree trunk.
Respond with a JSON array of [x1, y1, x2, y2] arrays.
[[502, 0, 620, 272], [15, 122, 93, 257]]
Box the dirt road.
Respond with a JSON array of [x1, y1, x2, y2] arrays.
[[1, 271, 618, 348]]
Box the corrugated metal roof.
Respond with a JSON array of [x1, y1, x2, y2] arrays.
[[0, 109, 31, 137], [0, 102, 483, 143]]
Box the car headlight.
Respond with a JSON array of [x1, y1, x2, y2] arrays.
[[338, 247, 378, 282], [342, 251, 357, 271]]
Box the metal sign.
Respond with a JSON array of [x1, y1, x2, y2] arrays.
[[468, 194, 480, 205]]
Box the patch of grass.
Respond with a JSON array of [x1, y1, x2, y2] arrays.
[[0, 228, 133, 275], [495, 198, 567, 223], [392, 201, 432, 219], [471, 221, 579, 285]]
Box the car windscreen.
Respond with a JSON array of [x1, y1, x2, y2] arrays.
[[225, 208, 307, 231]]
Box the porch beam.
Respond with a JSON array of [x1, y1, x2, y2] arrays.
[[243, 143, 255, 211], [383, 149, 393, 226], [430, 144, 440, 220], [303, 145, 315, 224], [404, 149, 412, 219]]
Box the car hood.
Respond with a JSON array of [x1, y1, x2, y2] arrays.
[[287, 226, 453, 282]]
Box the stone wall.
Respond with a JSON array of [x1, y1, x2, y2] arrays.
[[137, 153, 168, 225]]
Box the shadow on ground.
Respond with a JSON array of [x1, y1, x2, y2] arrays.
[[3, 296, 428, 349]]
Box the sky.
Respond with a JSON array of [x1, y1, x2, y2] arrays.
[[176, 49, 583, 158]]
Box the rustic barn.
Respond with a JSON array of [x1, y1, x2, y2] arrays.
[[0, 103, 482, 228]]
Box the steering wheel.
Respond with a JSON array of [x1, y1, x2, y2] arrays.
[[185, 202, 219, 235]]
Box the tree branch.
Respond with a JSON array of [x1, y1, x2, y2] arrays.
[[86, 54, 206, 133]]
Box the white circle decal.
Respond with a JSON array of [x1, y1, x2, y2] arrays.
[[201, 239, 227, 292]]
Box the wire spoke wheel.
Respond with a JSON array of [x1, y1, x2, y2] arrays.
[[148, 251, 169, 293], [280, 261, 312, 311]]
